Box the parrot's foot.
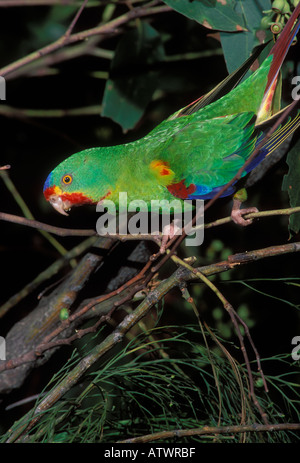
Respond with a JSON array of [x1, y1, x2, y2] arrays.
[[231, 199, 258, 226], [159, 220, 182, 253], [151, 219, 182, 258]]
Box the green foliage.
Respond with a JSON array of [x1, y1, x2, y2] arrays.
[[102, 23, 165, 130], [220, 0, 272, 73], [162, 0, 246, 31], [2, 325, 299, 443]]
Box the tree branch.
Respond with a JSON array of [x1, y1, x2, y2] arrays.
[[4, 238, 300, 440], [1, 240, 299, 374], [1, 206, 300, 239]]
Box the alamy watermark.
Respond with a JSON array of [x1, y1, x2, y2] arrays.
[[291, 336, 300, 361], [0, 336, 6, 360], [292, 76, 300, 101], [0, 76, 6, 100], [95, 192, 204, 247]]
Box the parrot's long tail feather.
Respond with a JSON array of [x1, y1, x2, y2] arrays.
[[262, 112, 300, 155], [258, 3, 300, 119], [245, 111, 300, 172]]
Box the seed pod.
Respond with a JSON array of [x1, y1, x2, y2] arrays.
[[271, 21, 283, 34], [260, 15, 273, 29], [272, 0, 289, 13], [282, 2, 291, 14]]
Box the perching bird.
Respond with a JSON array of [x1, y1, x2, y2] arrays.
[[44, 5, 300, 232]]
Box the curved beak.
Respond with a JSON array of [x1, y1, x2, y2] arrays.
[[48, 195, 71, 216]]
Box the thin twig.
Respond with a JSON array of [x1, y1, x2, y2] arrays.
[[0, 0, 98, 5], [0, 2, 171, 79], [0, 171, 69, 259], [180, 286, 223, 426], [64, 0, 88, 40], [119, 422, 300, 443], [0, 212, 96, 236], [170, 253, 269, 424], [203, 321, 249, 432], [1, 206, 300, 239], [0, 105, 102, 118]]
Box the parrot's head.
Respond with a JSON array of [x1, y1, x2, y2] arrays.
[[43, 148, 115, 215]]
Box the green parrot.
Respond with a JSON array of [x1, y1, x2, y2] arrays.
[[44, 5, 300, 231]]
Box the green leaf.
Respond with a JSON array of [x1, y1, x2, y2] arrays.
[[162, 0, 246, 32], [220, 0, 272, 73], [282, 138, 300, 234], [102, 22, 165, 130]]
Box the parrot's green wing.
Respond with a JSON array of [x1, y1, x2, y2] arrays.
[[142, 112, 256, 200]]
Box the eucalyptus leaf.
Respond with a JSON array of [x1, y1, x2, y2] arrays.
[[102, 23, 165, 130], [162, 0, 246, 32], [220, 0, 272, 73]]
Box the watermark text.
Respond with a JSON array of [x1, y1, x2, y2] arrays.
[[0, 336, 6, 360], [96, 192, 204, 247], [291, 336, 300, 361], [0, 76, 6, 100]]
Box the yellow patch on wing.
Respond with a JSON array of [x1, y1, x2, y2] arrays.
[[149, 160, 175, 186]]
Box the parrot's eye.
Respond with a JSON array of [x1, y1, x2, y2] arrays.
[[62, 174, 73, 185]]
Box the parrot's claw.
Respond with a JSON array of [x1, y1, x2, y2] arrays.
[[231, 202, 259, 226]]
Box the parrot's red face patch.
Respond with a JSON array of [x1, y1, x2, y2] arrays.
[[44, 185, 94, 215], [44, 186, 93, 205], [60, 191, 94, 205], [43, 185, 56, 202]]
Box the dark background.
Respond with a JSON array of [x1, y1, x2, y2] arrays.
[[0, 2, 299, 439]]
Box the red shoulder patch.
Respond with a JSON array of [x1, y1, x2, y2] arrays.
[[167, 180, 196, 199]]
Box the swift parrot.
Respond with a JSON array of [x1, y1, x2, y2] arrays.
[[44, 4, 300, 237]]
